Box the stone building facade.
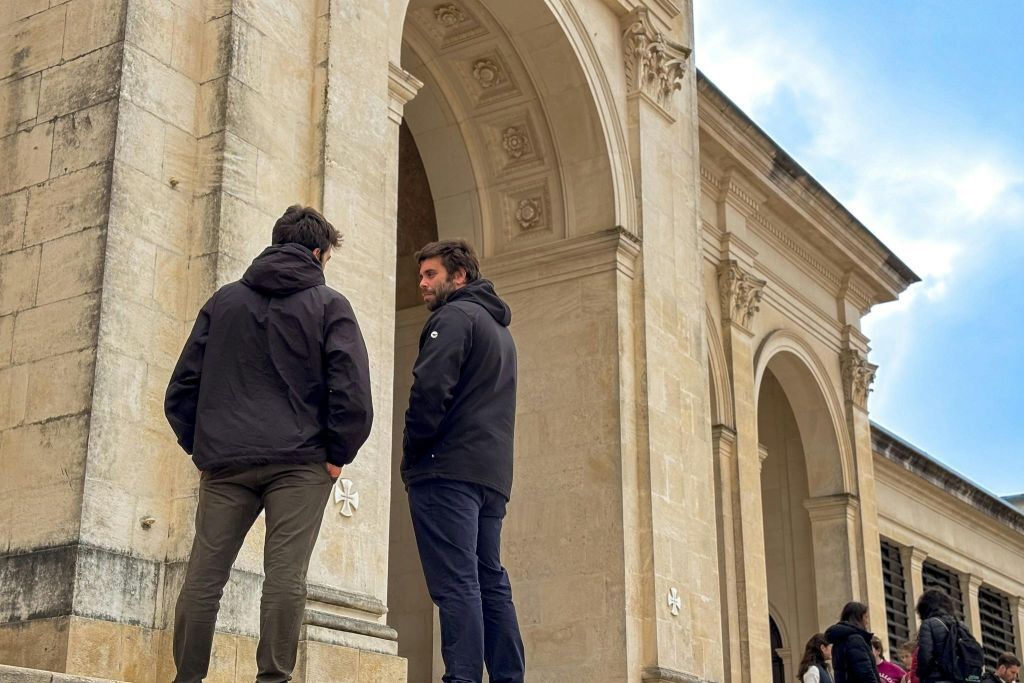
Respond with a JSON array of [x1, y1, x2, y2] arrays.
[[1, 0, 1021, 682]]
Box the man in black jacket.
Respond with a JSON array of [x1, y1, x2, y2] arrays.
[[402, 240, 525, 683], [826, 602, 882, 683], [165, 205, 373, 683]]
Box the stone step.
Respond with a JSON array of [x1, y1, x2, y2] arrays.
[[0, 665, 126, 683]]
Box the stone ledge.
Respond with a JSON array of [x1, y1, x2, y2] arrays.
[[0, 664, 125, 683], [642, 666, 716, 683]]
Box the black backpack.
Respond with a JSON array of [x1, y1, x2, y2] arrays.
[[937, 618, 984, 683]]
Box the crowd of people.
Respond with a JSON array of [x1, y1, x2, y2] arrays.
[[797, 589, 1021, 683]]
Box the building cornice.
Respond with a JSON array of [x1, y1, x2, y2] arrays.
[[696, 71, 920, 309], [872, 423, 1024, 536]]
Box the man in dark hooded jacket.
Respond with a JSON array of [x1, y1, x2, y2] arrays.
[[826, 601, 882, 683], [165, 205, 373, 683], [402, 239, 525, 683]]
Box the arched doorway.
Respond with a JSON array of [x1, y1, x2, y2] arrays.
[[385, 1, 625, 679], [770, 616, 786, 683], [755, 333, 856, 679]]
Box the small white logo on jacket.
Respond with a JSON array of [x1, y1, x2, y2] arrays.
[[430, 331, 439, 339]]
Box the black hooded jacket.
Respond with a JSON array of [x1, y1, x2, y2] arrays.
[[917, 613, 956, 683], [165, 243, 373, 469], [401, 279, 517, 499], [826, 622, 881, 683]]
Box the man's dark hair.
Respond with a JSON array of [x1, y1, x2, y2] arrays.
[[414, 239, 480, 283], [916, 588, 956, 620], [841, 601, 869, 626], [272, 205, 341, 254], [997, 653, 1021, 668]]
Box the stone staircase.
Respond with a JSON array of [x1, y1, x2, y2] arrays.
[[0, 665, 124, 683]]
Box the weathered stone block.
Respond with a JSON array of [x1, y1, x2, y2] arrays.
[[25, 164, 111, 246], [108, 161, 189, 254], [358, 649, 408, 683], [98, 298, 181, 370], [4, 468, 84, 551], [0, 315, 13, 369], [0, 74, 41, 137], [0, 191, 29, 254], [199, 14, 230, 83], [161, 122, 198, 194], [298, 641, 360, 683], [36, 226, 105, 305], [121, 44, 197, 134], [197, 77, 227, 137], [222, 132, 258, 204], [37, 44, 122, 121], [0, 412, 88, 492], [63, 0, 127, 61], [0, 123, 54, 195], [24, 348, 94, 423], [0, 1, 50, 27], [113, 101, 165, 179], [11, 292, 99, 364], [0, 364, 29, 430], [65, 616, 125, 680], [153, 249, 188, 317], [171, 4, 202, 81], [0, 618, 69, 674], [50, 100, 118, 178], [124, 0, 173, 64], [0, 245, 40, 315], [0, 6, 65, 80]]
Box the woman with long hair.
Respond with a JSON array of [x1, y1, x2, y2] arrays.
[[798, 633, 834, 683], [825, 601, 881, 683]]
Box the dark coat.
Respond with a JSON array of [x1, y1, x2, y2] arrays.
[[826, 622, 882, 683], [401, 279, 517, 499], [165, 243, 373, 469], [917, 614, 955, 683]]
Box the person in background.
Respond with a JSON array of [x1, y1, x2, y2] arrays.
[[896, 635, 918, 683], [982, 653, 1021, 683], [915, 588, 960, 683], [826, 601, 882, 683], [872, 635, 908, 683], [798, 633, 834, 683]]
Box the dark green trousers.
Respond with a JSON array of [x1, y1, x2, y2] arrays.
[[172, 462, 335, 683]]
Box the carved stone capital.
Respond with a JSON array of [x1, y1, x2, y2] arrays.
[[621, 7, 691, 108], [717, 260, 766, 329], [840, 349, 877, 409]]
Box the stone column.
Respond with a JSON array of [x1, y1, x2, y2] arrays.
[[960, 574, 984, 637], [840, 322, 889, 648], [900, 546, 928, 633], [804, 494, 861, 630], [618, 7, 724, 682], [712, 425, 742, 683]]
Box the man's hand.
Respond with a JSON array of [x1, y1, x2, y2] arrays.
[[325, 463, 342, 479]]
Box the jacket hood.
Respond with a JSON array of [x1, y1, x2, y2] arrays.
[[825, 622, 872, 644], [447, 279, 512, 326], [242, 243, 325, 297]]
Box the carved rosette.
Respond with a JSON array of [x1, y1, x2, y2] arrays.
[[514, 197, 543, 230], [433, 3, 465, 28], [717, 260, 766, 329], [621, 7, 692, 107], [501, 126, 531, 160], [472, 58, 503, 89], [840, 349, 877, 409]]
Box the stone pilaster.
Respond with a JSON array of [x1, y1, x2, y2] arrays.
[[840, 325, 888, 650], [712, 425, 742, 683], [804, 494, 862, 630], [900, 545, 928, 633], [959, 573, 983, 637], [1011, 595, 1024, 662], [715, 258, 771, 678]]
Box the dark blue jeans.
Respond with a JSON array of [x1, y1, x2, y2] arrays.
[[408, 479, 526, 683]]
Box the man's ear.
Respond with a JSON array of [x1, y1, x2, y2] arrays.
[[454, 268, 467, 286]]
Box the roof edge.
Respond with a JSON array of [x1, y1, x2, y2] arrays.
[[871, 422, 1024, 536], [696, 69, 921, 288]]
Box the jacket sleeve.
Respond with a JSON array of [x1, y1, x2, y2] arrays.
[[403, 306, 473, 459], [165, 295, 214, 454], [850, 635, 881, 683], [323, 294, 374, 466], [917, 620, 936, 679]]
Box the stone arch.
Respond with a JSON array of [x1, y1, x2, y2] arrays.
[[391, 0, 626, 258], [753, 329, 852, 497], [706, 304, 734, 428]]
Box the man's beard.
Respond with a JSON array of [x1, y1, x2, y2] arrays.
[[425, 277, 458, 311]]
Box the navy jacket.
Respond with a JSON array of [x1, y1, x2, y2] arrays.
[[401, 279, 517, 499], [826, 622, 882, 683]]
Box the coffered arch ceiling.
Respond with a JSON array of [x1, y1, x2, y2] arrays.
[[400, 0, 619, 257]]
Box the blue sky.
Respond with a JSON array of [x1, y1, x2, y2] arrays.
[[694, 2, 1024, 495]]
